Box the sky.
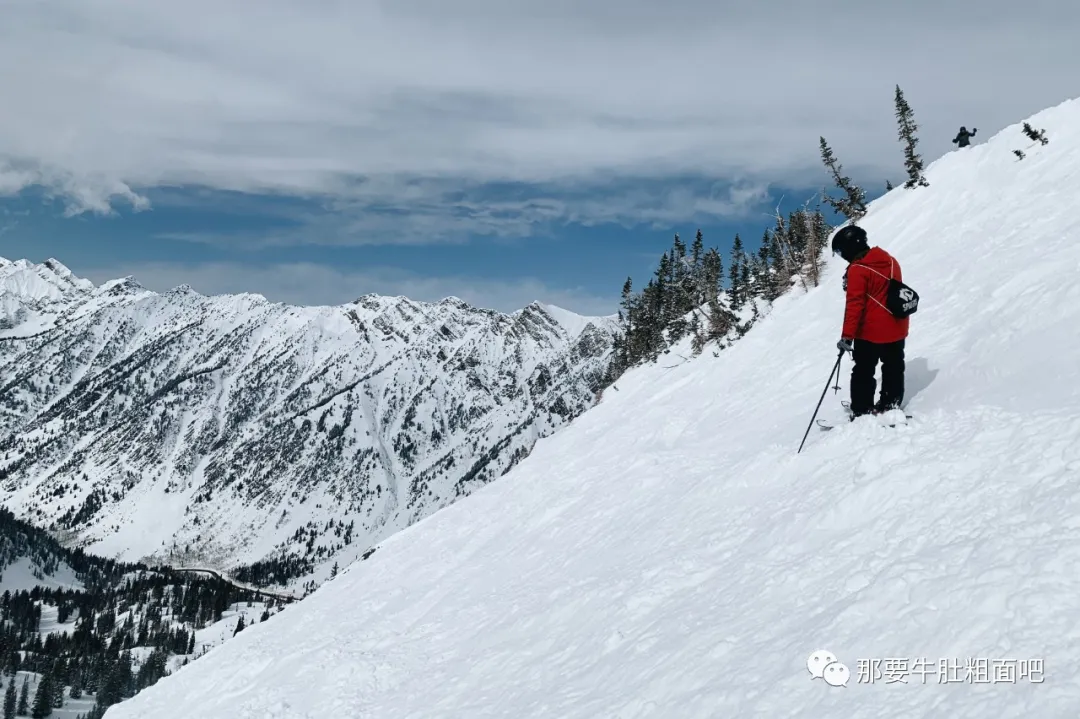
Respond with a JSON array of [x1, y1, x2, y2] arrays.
[[1, 0, 1077, 315]]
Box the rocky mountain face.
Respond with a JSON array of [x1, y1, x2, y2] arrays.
[[0, 257, 616, 589]]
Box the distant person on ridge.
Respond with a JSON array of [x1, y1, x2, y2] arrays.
[[832, 225, 909, 420], [952, 126, 977, 148]]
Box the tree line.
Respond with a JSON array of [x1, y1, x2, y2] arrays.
[[602, 84, 948, 384], [604, 204, 832, 383]]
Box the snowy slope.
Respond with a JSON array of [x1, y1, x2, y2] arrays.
[[0, 555, 81, 593], [105, 96, 1080, 718], [0, 507, 85, 593], [0, 261, 616, 586]]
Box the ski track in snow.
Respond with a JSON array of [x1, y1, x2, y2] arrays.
[[104, 97, 1080, 718]]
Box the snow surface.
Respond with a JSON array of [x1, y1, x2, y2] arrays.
[[107, 97, 1080, 718], [38, 601, 80, 636], [532, 302, 618, 338], [186, 601, 273, 662], [0, 556, 83, 594]]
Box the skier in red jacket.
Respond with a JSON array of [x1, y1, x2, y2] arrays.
[[831, 225, 909, 419]]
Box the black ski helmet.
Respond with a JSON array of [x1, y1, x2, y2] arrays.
[[831, 225, 869, 262]]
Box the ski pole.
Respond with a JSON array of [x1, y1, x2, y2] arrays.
[[797, 348, 845, 454]]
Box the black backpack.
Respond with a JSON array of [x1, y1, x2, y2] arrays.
[[885, 277, 919, 318], [858, 258, 919, 318]]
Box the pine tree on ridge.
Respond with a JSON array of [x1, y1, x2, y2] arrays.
[[895, 85, 929, 188], [818, 137, 868, 220]]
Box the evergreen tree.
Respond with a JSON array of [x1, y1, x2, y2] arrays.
[[49, 663, 64, 709], [691, 230, 704, 272], [643, 279, 664, 358], [654, 252, 672, 324], [703, 245, 733, 343], [702, 248, 723, 302], [613, 276, 637, 375], [759, 230, 783, 301], [728, 234, 746, 309], [619, 277, 634, 322], [4, 679, 16, 719], [689, 312, 705, 355], [17, 677, 27, 716], [329, 562, 338, 579], [30, 675, 51, 718], [233, 615, 246, 637], [753, 249, 773, 301], [804, 205, 831, 287], [1022, 122, 1049, 145], [819, 137, 868, 220], [706, 293, 734, 343], [894, 85, 929, 188], [885, 179, 894, 191], [675, 234, 699, 316], [671, 233, 687, 303], [764, 205, 798, 300], [739, 263, 752, 308]]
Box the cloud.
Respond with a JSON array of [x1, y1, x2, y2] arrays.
[[1, 0, 1077, 227], [0, 160, 150, 215], [75, 260, 618, 316], [144, 176, 772, 247]]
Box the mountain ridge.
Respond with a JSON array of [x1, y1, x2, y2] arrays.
[[0, 255, 617, 320], [0, 258, 617, 590]]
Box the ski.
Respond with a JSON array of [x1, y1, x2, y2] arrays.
[[817, 415, 912, 431], [816, 412, 911, 427], [820, 402, 912, 430]]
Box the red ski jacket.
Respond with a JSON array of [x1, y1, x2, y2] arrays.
[[841, 247, 909, 344]]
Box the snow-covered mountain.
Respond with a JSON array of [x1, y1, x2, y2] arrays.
[[0, 506, 83, 594], [0, 261, 616, 586], [104, 97, 1080, 719]]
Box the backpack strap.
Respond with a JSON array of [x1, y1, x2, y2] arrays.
[[854, 259, 894, 282], [851, 260, 893, 311]]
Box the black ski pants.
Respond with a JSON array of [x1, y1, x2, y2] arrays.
[[850, 338, 905, 416]]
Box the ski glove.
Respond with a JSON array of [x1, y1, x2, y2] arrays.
[[837, 338, 854, 353]]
